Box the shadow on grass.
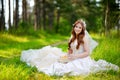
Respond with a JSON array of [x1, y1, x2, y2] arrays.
[[0, 56, 37, 72]]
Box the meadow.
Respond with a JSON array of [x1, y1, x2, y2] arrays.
[[0, 31, 120, 80]]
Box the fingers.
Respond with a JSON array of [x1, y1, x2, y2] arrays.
[[68, 54, 74, 60], [68, 49, 73, 54]]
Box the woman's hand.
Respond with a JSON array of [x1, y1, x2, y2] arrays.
[[67, 54, 78, 61], [68, 48, 73, 54]]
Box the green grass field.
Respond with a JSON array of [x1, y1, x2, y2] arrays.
[[0, 31, 120, 80]]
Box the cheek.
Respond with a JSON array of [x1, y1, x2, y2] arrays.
[[80, 29, 82, 31], [78, 28, 82, 32], [74, 28, 76, 31]]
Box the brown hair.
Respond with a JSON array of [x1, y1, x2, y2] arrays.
[[68, 20, 85, 50]]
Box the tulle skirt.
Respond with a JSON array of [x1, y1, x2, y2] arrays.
[[20, 46, 119, 76]]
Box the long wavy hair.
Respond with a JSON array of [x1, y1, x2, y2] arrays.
[[68, 20, 85, 50]]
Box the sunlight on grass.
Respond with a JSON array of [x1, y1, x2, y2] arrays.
[[0, 63, 29, 80], [90, 33, 103, 40], [0, 48, 21, 57], [91, 37, 120, 66], [1, 33, 29, 42], [84, 71, 120, 80], [0, 32, 68, 57]]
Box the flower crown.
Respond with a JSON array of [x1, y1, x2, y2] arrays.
[[73, 19, 86, 28], [80, 19, 86, 28]]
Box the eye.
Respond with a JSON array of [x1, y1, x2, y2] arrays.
[[75, 26, 78, 28], [79, 26, 82, 29], [75, 25, 82, 29], [75, 26, 79, 28]]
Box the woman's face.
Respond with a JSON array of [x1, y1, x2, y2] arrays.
[[74, 23, 82, 35]]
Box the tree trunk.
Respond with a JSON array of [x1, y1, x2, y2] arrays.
[[37, 0, 41, 29], [0, 0, 5, 31], [22, 0, 27, 22], [56, 10, 60, 33], [48, 11, 54, 31], [118, 20, 120, 36], [104, 0, 109, 36], [34, 0, 37, 31], [9, 0, 11, 29], [42, 0, 46, 30], [14, 0, 19, 29], [13, 0, 15, 26], [34, 0, 41, 31]]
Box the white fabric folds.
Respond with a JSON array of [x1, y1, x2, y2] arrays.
[[20, 30, 119, 76], [21, 45, 119, 76]]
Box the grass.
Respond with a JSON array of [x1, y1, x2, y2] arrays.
[[0, 31, 69, 57], [0, 31, 120, 80]]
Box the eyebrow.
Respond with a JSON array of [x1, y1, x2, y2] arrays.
[[76, 26, 82, 28]]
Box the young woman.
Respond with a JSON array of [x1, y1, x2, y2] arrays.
[[21, 19, 119, 76]]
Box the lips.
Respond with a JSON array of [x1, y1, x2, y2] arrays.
[[75, 30, 80, 33]]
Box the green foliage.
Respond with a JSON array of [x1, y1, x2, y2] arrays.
[[57, 17, 72, 35], [9, 21, 36, 36]]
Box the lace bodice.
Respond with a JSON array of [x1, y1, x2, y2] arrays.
[[71, 39, 84, 54]]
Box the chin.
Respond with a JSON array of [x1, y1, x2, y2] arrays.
[[76, 31, 80, 33]]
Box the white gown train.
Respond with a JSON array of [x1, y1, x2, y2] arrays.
[[21, 45, 119, 76]]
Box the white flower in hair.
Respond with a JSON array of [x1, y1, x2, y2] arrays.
[[80, 19, 86, 28], [73, 19, 87, 28]]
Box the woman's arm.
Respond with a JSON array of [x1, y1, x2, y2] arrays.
[[76, 36, 90, 58], [68, 36, 90, 60], [68, 48, 73, 54]]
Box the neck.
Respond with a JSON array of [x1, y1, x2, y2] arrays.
[[76, 34, 79, 38]]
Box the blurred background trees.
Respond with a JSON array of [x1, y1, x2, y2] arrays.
[[0, 0, 119, 36]]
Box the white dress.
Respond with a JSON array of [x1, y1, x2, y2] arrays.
[[21, 41, 119, 76], [20, 36, 119, 76]]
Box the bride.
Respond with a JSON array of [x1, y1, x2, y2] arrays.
[[20, 19, 119, 76]]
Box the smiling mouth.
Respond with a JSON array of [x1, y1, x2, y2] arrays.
[[75, 31, 80, 32]]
